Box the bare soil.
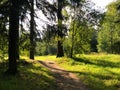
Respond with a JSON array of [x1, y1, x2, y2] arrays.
[[39, 60, 90, 90]]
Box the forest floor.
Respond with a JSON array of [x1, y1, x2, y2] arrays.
[[36, 55, 120, 90], [39, 60, 89, 90], [0, 55, 119, 90]]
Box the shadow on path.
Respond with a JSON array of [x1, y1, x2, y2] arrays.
[[39, 60, 90, 90]]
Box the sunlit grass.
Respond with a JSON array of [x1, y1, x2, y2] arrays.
[[35, 55, 56, 61], [1, 54, 120, 90], [0, 58, 57, 90], [37, 54, 120, 90]]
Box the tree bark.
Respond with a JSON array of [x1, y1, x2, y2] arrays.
[[30, 0, 35, 60], [70, 6, 76, 58], [7, 0, 19, 75], [57, 0, 64, 57], [57, 40, 64, 57]]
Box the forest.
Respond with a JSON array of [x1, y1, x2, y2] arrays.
[[0, 0, 120, 90]]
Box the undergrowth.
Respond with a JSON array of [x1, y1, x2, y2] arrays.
[[0, 59, 57, 90]]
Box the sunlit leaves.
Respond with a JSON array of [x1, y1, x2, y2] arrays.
[[98, 0, 120, 53]]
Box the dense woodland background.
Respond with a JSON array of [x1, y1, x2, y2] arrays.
[[0, 0, 120, 81]]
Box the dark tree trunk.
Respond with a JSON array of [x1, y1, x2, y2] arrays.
[[57, 40, 64, 57], [70, 41, 74, 58], [30, 0, 35, 60], [7, 0, 19, 75], [57, 0, 64, 57]]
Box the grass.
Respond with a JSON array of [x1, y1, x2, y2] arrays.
[[35, 55, 56, 61], [1, 54, 120, 90], [0, 58, 57, 90], [36, 54, 120, 90]]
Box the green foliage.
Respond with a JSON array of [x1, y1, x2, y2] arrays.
[[35, 41, 57, 56], [20, 33, 30, 49], [98, 0, 120, 53], [19, 32, 30, 56], [0, 25, 8, 68], [35, 42, 48, 56], [66, 20, 94, 55], [0, 0, 8, 61]]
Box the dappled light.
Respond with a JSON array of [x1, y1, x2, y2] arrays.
[[39, 60, 89, 90], [0, 60, 57, 90], [0, 0, 120, 89], [54, 55, 120, 90]]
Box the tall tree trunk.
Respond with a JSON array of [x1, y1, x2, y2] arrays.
[[70, 6, 76, 58], [57, 40, 64, 57], [30, 0, 35, 60], [57, 0, 64, 57], [7, 0, 19, 74]]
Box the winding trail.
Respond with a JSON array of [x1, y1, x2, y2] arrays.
[[39, 60, 90, 90]]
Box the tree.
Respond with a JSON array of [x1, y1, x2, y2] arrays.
[[56, 0, 86, 57], [66, 0, 102, 57], [56, 0, 64, 57], [97, 0, 120, 54], [69, 20, 94, 55], [7, 0, 20, 74], [35, 0, 85, 57], [29, 0, 35, 60]]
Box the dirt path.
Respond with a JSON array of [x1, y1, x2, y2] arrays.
[[39, 60, 90, 90]]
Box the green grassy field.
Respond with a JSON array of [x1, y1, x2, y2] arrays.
[[0, 54, 120, 90], [36, 54, 120, 90], [0, 59, 57, 90]]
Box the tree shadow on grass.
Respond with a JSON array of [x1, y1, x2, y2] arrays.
[[69, 70, 119, 90], [38, 60, 120, 90], [72, 57, 120, 68], [68, 57, 120, 90], [0, 60, 58, 90]]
